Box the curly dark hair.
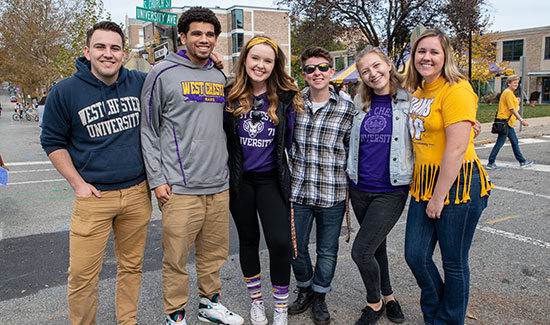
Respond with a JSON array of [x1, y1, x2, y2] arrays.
[[178, 7, 221, 36], [86, 21, 125, 48]]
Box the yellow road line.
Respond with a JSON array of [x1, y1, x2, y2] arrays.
[[485, 215, 519, 225]]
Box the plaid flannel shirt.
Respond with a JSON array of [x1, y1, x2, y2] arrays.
[[289, 88, 354, 207]]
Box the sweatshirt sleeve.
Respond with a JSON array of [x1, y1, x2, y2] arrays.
[[40, 86, 71, 155], [140, 69, 167, 189]]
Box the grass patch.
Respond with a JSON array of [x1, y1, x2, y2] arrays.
[[477, 103, 550, 123]]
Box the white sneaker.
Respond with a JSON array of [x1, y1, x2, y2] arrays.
[[273, 308, 288, 325], [166, 309, 187, 324], [250, 300, 268, 325], [198, 294, 244, 325]]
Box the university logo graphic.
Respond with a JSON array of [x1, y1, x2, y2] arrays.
[[364, 115, 387, 134], [243, 119, 264, 138]]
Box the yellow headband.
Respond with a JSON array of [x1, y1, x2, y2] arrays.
[[246, 37, 278, 54]]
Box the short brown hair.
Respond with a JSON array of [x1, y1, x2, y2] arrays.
[[300, 47, 332, 68], [506, 75, 520, 85], [86, 21, 125, 48]]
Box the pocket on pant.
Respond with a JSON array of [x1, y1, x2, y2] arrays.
[[70, 197, 100, 236]]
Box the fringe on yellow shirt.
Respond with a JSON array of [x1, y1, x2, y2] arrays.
[[410, 158, 493, 204]]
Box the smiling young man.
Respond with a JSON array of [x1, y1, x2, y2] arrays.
[[140, 7, 243, 325], [40, 21, 152, 325], [287, 47, 354, 325]]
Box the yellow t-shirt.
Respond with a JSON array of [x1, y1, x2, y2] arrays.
[[497, 89, 518, 127], [408, 76, 492, 203]]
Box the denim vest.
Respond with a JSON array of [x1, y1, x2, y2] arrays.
[[346, 88, 413, 186]]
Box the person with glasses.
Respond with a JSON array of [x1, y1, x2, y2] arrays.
[[403, 28, 492, 325], [287, 47, 354, 325], [224, 35, 304, 325]]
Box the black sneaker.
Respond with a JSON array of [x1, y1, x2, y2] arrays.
[[288, 286, 314, 315], [312, 292, 330, 325], [355, 301, 385, 325], [386, 300, 404, 323]]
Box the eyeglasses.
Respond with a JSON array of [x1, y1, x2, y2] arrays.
[[251, 96, 264, 123], [303, 63, 331, 74]]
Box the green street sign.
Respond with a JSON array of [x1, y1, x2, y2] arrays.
[[136, 7, 177, 26], [143, 0, 171, 10]]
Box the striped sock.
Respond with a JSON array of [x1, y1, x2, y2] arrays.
[[272, 284, 289, 311], [245, 273, 263, 303]]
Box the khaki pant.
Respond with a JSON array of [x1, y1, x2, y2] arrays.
[[68, 180, 152, 325], [161, 190, 230, 314]]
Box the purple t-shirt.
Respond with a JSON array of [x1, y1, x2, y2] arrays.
[[239, 93, 277, 172], [351, 94, 408, 192]]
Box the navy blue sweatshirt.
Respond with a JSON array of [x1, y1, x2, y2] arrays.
[[40, 57, 147, 190]]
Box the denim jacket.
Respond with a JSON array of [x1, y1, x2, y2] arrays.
[[346, 88, 413, 186]]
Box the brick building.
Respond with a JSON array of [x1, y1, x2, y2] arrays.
[[494, 26, 550, 103], [132, 5, 290, 78]]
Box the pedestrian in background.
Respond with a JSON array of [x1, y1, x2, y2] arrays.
[[40, 21, 152, 325], [486, 74, 534, 170], [225, 35, 303, 325], [346, 45, 412, 325], [37, 93, 47, 127], [403, 28, 492, 325]]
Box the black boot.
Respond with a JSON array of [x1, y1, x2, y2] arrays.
[[288, 286, 314, 315], [312, 292, 330, 325]]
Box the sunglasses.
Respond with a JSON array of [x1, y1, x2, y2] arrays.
[[251, 96, 264, 123], [303, 63, 331, 74]]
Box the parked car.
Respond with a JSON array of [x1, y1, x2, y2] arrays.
[[10, 96, 17, 102]]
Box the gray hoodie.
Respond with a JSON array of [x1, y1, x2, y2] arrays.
[[140, 51, 229, 195]]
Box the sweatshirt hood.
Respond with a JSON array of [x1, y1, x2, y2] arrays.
[[74, 56, 127, 116], [74, 56, 128, 87], [164, 50, 216, 70]]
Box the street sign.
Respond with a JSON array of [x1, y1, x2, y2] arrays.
[[136, 7, 177, 26], [154, 42, 169, 62], [143, 0, 171, 10]]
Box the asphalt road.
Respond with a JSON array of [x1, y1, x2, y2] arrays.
[[1, 87, 549, 324]]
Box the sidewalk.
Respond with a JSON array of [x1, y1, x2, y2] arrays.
[[474, 116, 550, 145]]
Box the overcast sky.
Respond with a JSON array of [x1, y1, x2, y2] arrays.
[[105, 0, 550, 33]]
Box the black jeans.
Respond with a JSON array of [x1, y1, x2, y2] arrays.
[[230, 170, 291, 286], [349, 186, 408, 303]]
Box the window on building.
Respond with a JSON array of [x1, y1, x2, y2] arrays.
[[232, 33, 244, 53], [545, 37, 550, 60], [231, 9, 243, 30], [502, 40, 523, 61], [138, 29, 144, 46], [347, 55, 355, 66], [335, 56, 345, 71]]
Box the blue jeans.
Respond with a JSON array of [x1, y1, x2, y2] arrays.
[[404, 166, 489, 325], [488, 126, 526, 164], [290, 201, 346, 293]]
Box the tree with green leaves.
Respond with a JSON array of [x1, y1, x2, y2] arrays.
[[0, 0, 112, 99]]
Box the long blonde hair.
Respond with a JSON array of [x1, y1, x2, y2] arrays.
[[355, 45, 403, 112], [226, 36, 304, 125], [404, 28, 466, 93]]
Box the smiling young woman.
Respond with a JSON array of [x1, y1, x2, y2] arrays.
[[224, 35, 304, 325], [403, 28, 493, 325], [346, 45, 412, 325]]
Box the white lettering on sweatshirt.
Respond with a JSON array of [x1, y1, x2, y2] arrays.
[[77, 96, 141, 138]]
